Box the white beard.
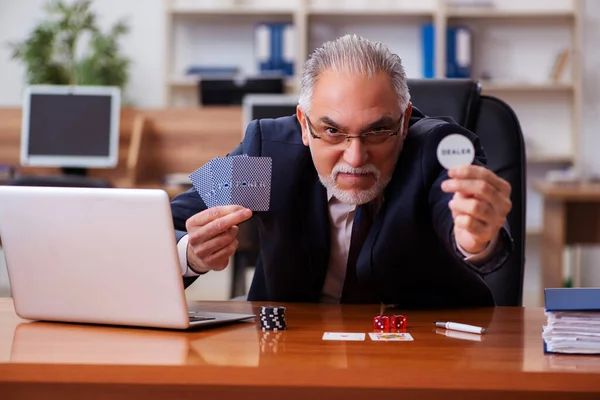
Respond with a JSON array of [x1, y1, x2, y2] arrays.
[[317, 163, 391, 205]]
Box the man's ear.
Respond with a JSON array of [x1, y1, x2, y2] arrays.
[[296, 105, 309, 147], [401, 102, 413, 140]]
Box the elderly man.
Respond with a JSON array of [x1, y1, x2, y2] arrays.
[[171, 34, 513, 308]]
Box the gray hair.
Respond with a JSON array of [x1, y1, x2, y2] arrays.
[[298, 34, 410, 114]]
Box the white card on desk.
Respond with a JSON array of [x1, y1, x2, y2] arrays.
[[322, 332, 366, 341]]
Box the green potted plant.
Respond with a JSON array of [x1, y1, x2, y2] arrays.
[[8, 0, 131, 95]]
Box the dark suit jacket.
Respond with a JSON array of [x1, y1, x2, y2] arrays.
[[171, 108, 512, 308]]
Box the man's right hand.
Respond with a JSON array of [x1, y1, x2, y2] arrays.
[[185, 205, 253, 273]]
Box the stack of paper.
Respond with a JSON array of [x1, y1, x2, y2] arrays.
[[543, 311, 600, 354]]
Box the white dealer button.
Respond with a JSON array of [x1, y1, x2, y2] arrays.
[[436, 134, 475, 169]]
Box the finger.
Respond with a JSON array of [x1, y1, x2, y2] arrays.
[[454, 214, 491, 237], [204, 208, 253, 237], [442, 179, 511, 213], [190, 226, 238, 258], [188, 208, 252, 243], [449, 195, 493, 223], [187, 205, 250, 228], [452, 191, 508, 227], [448, 165, 511, 196], [203, 239, 239, 271]]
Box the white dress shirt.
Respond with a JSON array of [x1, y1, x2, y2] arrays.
[[178, 194, 499, 298]]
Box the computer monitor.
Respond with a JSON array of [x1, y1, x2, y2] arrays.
[[199, 75, 285, 106], [20, 85, 121, 176], [242, 94, 298, 138]]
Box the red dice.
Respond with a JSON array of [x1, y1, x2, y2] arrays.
[[373, 315, 389, 331], [391, 315, 406, 331]]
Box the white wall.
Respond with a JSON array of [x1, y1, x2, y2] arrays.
[[0, 0, 165, 107], [577, 0, 600, 287]]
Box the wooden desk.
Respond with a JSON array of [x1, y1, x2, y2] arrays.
[[1, 299, 600, 399], [533, 181, 600, 295]]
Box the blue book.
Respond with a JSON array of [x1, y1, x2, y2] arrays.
[[545, 288, 600, 311]]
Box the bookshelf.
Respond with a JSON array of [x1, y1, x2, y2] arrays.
[[163, 0, 583, 235]]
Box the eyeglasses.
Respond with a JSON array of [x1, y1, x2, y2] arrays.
[[305, 115, 402, 145]]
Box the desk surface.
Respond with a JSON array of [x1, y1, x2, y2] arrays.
[[1, 299, 600, 399], [533, 180, 600, 200]]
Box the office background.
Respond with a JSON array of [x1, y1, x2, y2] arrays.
[[0, 0, 599, 306]]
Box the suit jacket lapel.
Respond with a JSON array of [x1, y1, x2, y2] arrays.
[[300, 168, 330, 298]]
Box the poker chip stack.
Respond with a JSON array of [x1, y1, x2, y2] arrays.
[[260, 306, 287, 331]]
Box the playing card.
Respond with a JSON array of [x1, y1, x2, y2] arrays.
[[322, 332, 366, 341], [209, 157, 233, 208], [189, 155, 272, 211], [189, 162, 212, 207], [368, 332, 414, 341], [231, 156, 272, 212]]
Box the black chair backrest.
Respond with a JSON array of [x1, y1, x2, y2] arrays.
[[475, 96, 526, 306], [407, 78, 481, 130], [407, 78, 526, 306]]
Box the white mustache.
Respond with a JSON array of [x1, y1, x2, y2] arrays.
[[332, 163, 380, 178]]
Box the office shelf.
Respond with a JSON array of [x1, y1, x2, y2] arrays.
[[168, 75, 296, 91], [307, 8, 435, 17], [526, 154, 574, 164], [169, 76, 196, 88], [168, 1, 297, 16], [481, 82, 575, 93], [164, 0, 582, 103], [447, 8, 576, 19]]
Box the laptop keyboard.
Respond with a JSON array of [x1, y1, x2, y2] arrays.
[[188, 311, 216, 322]]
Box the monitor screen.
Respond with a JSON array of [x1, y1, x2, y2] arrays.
[[21, 85, 121, 169], [242, 94, 298, 138]]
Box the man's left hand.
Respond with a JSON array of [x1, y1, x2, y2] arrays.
[[441, 165, 512, 254]]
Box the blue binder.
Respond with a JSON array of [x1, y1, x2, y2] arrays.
[[446, 26, 472, 78], [421, 24, 435, 79], [421, 24, 472, 79]]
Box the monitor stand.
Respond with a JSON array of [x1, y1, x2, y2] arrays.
[[11, 167, 113, 188], [61, 167, 88, 177]]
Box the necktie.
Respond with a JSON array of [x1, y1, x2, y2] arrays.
[[340, 202, 378, 304]]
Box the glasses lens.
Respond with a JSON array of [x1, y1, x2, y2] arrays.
[[321, 133, 347, 144], [364, 132, 393, 144]]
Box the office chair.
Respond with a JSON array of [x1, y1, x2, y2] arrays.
[[406, 78, 527, 306], [231, 79, 527, 306]]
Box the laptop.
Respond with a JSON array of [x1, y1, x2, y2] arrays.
[[0, 186, 256, 329]]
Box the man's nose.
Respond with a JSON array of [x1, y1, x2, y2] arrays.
[[342, 138, 368, 168]]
